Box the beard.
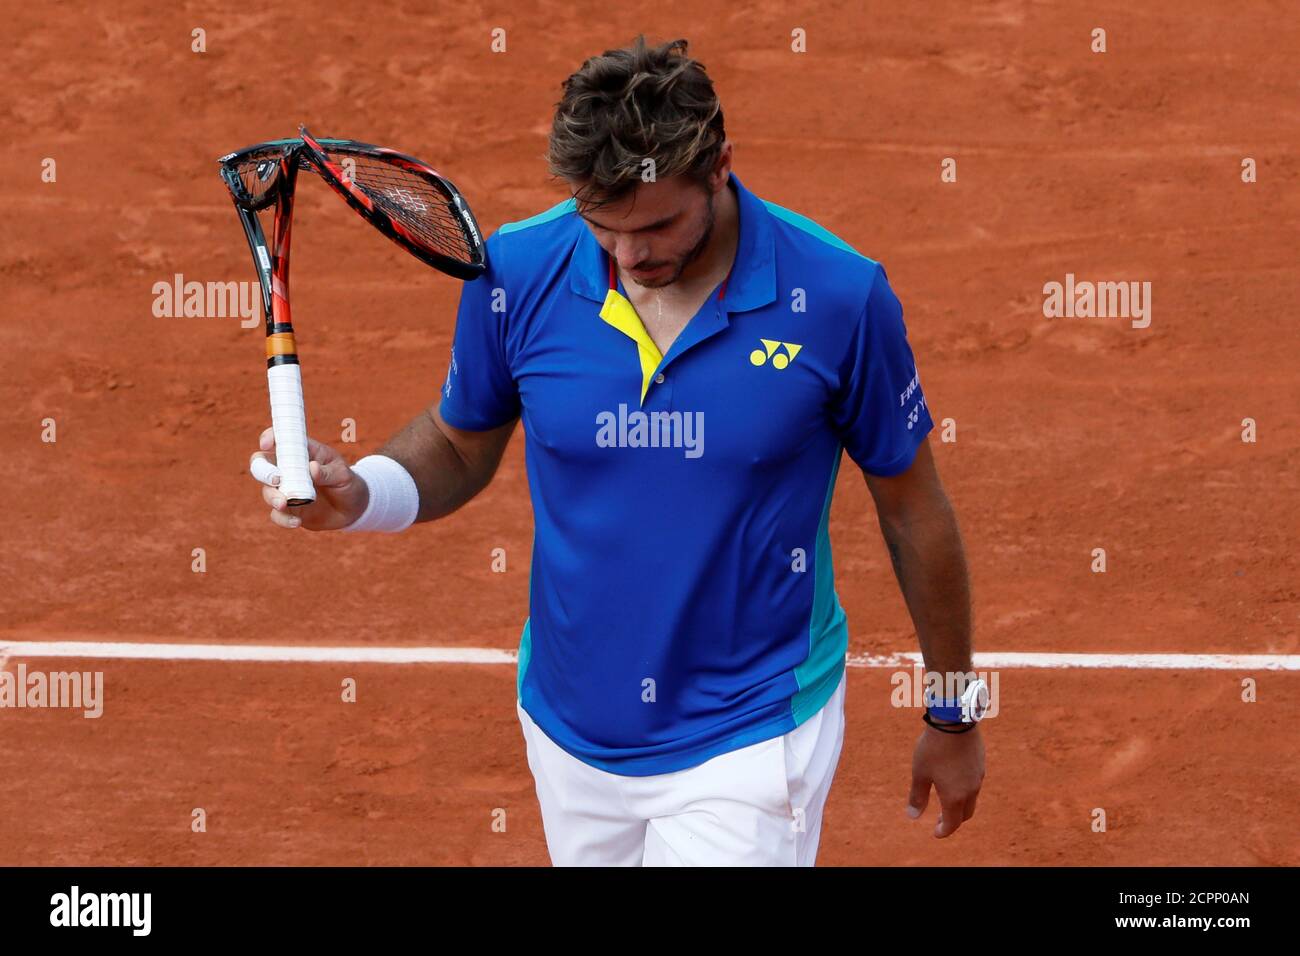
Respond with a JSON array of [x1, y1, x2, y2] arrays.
[[629, 190, 716, 290]]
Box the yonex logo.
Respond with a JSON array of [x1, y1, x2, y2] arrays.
[[749, 339, 802, 369]]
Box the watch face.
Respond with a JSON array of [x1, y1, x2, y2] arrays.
[[964, 679, 990, 721]]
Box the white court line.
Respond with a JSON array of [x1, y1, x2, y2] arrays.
[[0, 641, 515, 665], [0, 640, 1296, 670], [848, 652, 1300, 671]]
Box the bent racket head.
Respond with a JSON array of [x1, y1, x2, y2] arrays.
[[298, 126, 487, 281], [217, 138, 305, 211]]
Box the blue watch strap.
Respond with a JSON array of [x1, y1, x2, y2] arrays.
[[926, 703, 964, 722], [924, 692, 964, 722]]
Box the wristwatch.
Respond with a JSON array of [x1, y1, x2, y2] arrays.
[[924, 678, 990, 724]]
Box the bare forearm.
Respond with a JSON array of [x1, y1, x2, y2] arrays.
[[376, 406, 499, 523], [877, 496, 972, 675]]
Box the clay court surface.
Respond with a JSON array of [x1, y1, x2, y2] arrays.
[[2, 3, 1297, 865]]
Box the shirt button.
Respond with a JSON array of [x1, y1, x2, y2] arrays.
[[654, 372, 665, 384]]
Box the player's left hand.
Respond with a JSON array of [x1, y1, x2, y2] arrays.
[[906, 723, 985, 838]]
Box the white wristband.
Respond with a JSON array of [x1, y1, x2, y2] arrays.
[[342, 455, 420, 533]]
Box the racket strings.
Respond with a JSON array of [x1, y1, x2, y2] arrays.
[[342, 155, 473, 262], [228, 149, 285, 207]]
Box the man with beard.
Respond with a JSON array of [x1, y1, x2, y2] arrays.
[[250, 35, 984, 866]]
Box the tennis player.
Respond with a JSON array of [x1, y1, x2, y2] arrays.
[[250, 36, 984, 866]]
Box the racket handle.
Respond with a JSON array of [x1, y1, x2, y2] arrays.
[[266, 363, 316, 505]]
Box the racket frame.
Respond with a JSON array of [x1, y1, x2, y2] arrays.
[[217, 127, 490, 508], [297, 126, 487, 281], [218, 141, 317, 505]]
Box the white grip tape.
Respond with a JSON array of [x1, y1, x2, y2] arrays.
[[267, 363, 315, 504]]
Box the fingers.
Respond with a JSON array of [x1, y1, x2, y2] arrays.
[[306, 436, 341, 465], [309, 456, 351, 489], [262, 484, 301, 530], [258, 427, 342, 472], [935, 795, 966, 839], [254, 460, 296, 528], [906, 775, 932, 820], [255, 429, 307, 530], [262, 480, 288, 510], [268, 506, 301, 529], [254, 428, 351, 530], [250, 452, 281, 487], [264, 485, 303, 529]]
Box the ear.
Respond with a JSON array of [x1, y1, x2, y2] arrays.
[[708, 141, 734, 192]]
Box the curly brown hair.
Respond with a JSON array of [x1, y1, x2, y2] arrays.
[[547, 36, 726, 210]]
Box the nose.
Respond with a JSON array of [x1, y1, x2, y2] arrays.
[[613, 236, 651, 271]]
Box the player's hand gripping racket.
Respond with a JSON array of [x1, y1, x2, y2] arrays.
[[218, 127, 486, 510]]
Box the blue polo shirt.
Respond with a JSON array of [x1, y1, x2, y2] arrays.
[[439, 172, 933, 775]]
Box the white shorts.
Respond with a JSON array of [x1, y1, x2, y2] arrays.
[[516, 670, 847, 866]]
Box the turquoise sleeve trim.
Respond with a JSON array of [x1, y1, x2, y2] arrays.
[[500, 198, 576, 234], [761, 200, 876, 263]]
